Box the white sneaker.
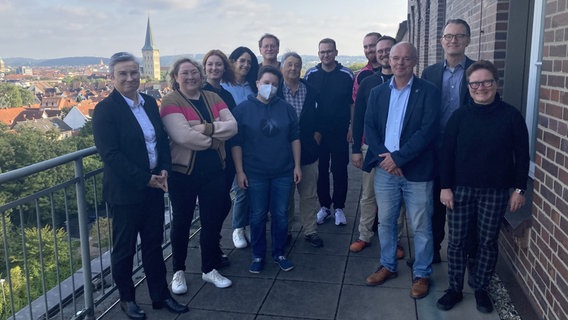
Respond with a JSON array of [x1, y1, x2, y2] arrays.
[[316, 207, 332, 224], [202, 269, 232, 288], [171, 270, 187, 295], [335, 208, 347, 226], [232, 228, 247, 248]]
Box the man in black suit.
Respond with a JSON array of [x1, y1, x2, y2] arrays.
[[363, 42, 440, 300], [421, 19, 475, 264], [92, 52, 188, 319]]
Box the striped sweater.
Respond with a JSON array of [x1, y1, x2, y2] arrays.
[[160, 90, 237, 175]]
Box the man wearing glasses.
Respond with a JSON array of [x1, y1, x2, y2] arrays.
[[259, 33, 281, 68], [421, 19, 476, 265], [305, 38, 354, 227]]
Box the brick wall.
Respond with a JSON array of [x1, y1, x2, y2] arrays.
[[529, 1, 568, 318], [406, 0, 568, 319]]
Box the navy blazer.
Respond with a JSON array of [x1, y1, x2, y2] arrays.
[[421, 56, 475, 108], [363, 76, 440, 182], [93, 89, 171, 205]]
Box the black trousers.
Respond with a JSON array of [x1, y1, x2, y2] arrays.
[[169, 170, 228, 273], [432, 176, 478, 257], [317, 129, 349, 209], [110, 188, 170, 303]]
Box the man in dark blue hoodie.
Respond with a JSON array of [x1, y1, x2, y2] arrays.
[[304, 38, 354, 227]]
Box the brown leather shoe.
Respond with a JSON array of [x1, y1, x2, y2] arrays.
[[366, 266, 398, 286], [396, 245, 405, 260], [410, 277, 430, 299], [349, 240, 370, 253]]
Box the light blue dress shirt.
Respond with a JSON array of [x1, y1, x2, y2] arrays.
[[384, 76, 413, 152]]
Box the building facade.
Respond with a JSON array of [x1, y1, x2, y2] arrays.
[[406, 1, 567, 319], [141, 17, 160, 81]]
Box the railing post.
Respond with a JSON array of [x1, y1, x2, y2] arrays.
[[74, 157, 95, 320]]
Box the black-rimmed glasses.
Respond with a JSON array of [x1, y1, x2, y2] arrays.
[[467, 79, 495, 89], [442, 33, 469, 41]]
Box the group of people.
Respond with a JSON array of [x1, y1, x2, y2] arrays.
[[92, 18, 529, 319]]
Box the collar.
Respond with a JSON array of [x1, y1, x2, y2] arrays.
[[443, 57, 467, 70], [121, 92, 145, 109], [389, 75, 414, 90]]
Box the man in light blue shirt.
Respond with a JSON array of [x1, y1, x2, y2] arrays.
[[363, 42, 440, 300]]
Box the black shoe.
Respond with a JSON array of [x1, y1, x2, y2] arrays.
[[475, 289, 493, 313], [152, 297, 189, 314], [304, 233, 324, 247], [217, 253, 230, 269], [120, 301, 146, 319], [433, 251, 442, 264], [436, 289, 463, 310]]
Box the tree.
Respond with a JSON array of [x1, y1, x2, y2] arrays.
[[0, 83, 33, 108]]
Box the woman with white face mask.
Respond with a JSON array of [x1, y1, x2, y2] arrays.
[[230, 66, 302, 274]]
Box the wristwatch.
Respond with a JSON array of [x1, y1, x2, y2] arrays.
[[514, 188, 526, 195]]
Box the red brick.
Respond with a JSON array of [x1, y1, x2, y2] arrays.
[[543, 131, 561, 148], [550, 44, 567, 56], [548, 74, 565, 87]]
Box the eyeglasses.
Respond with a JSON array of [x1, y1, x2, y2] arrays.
[[318, 50, 335, 56], [442, 33, 469, 41], [467, 79, 495, 89]]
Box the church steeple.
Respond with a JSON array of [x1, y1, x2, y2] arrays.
[[141, 17, 160, 80], [142, 17, 156, 51]]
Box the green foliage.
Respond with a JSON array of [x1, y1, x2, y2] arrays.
[[0, 83, 34, 108], [347, 62, 367, 73], [0, 215, 80, 320]]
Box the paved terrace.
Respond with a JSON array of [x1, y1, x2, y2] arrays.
[[100, 166, 527, 320]]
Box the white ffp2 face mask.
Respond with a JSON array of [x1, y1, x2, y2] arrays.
[[258, 84, 277, 100]]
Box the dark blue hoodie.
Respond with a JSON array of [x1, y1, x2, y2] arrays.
[[230, 95, 299, 179]]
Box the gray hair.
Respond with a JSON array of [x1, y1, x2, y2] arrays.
[[391, 42, 418, 59], [280, 51, 302, 66], [109, 52, 138, 75]]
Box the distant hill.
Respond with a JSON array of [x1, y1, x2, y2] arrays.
[[4, 55, 368, 68]]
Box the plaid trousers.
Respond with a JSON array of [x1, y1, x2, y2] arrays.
[[447, 186, 509, 292]]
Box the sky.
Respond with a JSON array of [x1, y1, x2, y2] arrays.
[[0, 0, 407, 60]]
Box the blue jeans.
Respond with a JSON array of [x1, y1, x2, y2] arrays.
[[231, 176, 249, 229], [248, 174, 293, 259], [374, 168, 433, 278]]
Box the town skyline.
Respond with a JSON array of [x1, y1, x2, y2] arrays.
[[0, 0, 406, 60]]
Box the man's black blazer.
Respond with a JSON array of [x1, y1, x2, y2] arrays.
[[421, 56, 475, 108], [363, 76, 440, 182], [93, 89, 171, 205]]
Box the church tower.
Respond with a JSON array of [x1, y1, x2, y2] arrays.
[[0, 57, 5, 73], [141, 17, 160, 80]]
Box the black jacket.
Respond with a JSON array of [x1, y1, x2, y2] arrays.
[[92, 89, 171, 205], [277, 79, 320, 165]]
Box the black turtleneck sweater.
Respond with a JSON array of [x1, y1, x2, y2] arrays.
[[439, 94, 530, 190]]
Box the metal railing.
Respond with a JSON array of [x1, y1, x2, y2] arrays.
[[0, 147, 195, 320]]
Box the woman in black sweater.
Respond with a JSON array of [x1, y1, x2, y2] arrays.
[[436, 60, 530, 314]]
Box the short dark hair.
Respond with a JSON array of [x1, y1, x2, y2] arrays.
[[364, 32, 382, 41], [319, 38, 337, 50], [466, 60, 499, 82], [259, 33, 280, 48], [444, 19, 471, 36], [109, 52, 138, 75], [257, 65, 282, 83], [377, 35, 397, 45]]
